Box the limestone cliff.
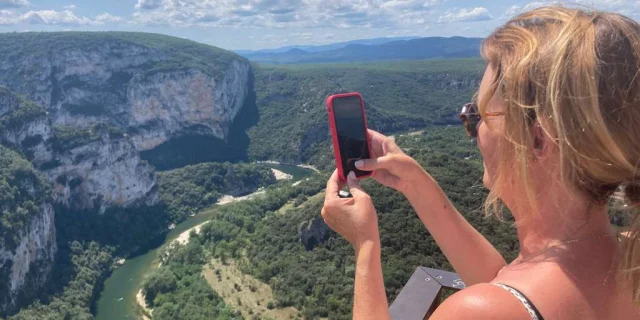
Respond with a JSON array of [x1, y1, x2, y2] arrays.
[[0, 146, 56, 314], [0, 88, 156, 213], [0, 32, 251, 211], [0, 32, 251, 313], [0, 32, 249, 155], [48, 125, 157, 212], [0, 204, 56, 313], [299, 217, 331, 250]]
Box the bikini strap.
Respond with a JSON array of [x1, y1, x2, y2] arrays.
[[493, 283, 544, 320]]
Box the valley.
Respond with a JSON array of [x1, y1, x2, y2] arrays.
[[202, 259, 301, 320], [249, 59, 484, 170], [3, 31, 621, 320], [94, 164, 315, 320], [0, 0, 636, 317], [0, 31, 493, 319]]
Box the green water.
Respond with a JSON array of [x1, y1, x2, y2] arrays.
[[94, 164, 314, 320]]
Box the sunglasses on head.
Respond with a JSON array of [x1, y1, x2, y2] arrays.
[[459, 103, 504, 138]]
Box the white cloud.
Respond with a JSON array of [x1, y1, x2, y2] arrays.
[[20, 10, 93, 25], [576, 0, 640, 16], [381, 0, 438, 11], [503, 1, 640, 20], [95, 12, 123, 23], [0, 9, 16, 24], [135, 0, 162, 10], [438, 7, 493, 23], [503, 4, 521, 18], [0, 0, 28, 9], [289, 32, 312, 37], [577, 0, 626, 7], [0, 9, 126, 26], [132, 0, 442, 29], [502, 2, 556, 18], [63, 4, 77, 10]]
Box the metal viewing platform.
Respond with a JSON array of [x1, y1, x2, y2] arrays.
[[389, 267, 466, 320]]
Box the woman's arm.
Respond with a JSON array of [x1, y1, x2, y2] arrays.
[[321, 171, 390, 320], [353, 241, 390, 320], [404, 170, 506, 285], [356, 130, 506, 285]]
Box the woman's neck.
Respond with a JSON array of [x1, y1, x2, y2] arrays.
[[508, 189, 615, 261]]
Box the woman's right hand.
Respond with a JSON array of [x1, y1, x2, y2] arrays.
[[355, 129, 426, 195]]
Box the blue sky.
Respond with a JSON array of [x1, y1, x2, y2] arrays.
[[0, 0, 636, 50]]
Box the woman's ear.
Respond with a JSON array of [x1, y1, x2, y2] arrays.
[[532, 122, 548, 158]]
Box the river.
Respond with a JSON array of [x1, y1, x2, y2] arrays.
[[94, 164, 315, 320]]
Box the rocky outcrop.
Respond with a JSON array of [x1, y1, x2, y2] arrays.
[[0, 203, 56, 313], [0, 32, 251, 212], [0, 32, 251, 313], [0, 146, 56, 315], [128, 61, 249, 151], [0, 32, 250, 156], [0, 89, 156, 213], [299, 217, 331, 250], [47, 126, 157, 213]]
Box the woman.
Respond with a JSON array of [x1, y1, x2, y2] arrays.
[[321, 6, 640, 320]]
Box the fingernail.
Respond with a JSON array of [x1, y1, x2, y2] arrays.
[[355, 160, 363, 168], [348, 171, 356, 180]]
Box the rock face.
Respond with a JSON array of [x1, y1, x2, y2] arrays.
[[48, 126, 157, 212], [0, 32, 251, 211], [0, 204, 56, 313], [0, 32, 251, 313], [299, 217, 331, 250], [0, 146, 56, 315], [128, 61, 249, 151], [0, 33, 249, 155], [0, 88, 156, 213]]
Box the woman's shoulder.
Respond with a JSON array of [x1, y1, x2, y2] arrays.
[[429, 283, 536, 320]]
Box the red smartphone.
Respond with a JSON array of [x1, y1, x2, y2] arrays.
[[326, 92, 373, 181]]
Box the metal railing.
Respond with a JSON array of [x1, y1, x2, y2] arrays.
[[389, 267, 466, 320]]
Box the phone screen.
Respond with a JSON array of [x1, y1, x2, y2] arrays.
[[332, 96, 371, 177]]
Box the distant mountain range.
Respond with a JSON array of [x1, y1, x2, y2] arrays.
[[234, 36, 418, 55], [235, 36, 484, 64]]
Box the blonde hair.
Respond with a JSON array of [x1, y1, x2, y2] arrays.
[[480, 6, 640, 303]]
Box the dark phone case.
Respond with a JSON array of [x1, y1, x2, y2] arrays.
[[326, 92, 373, 181]]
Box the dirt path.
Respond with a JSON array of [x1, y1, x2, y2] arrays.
[[202, 259, 301, 320]]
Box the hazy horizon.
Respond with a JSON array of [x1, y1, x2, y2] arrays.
[[0, 1, 634, 51]]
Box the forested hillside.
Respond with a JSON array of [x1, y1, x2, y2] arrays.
[[0, 31, 280, 319], [4, 161, 276, 319], [143, 126, 521, 319], [1, 31, 633, 320], [248, 59, 485, 169], [0, 36, 487, 318], [158, 162, 276, 222]]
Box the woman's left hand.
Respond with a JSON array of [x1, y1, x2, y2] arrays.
[[321, 170, 380, 250]]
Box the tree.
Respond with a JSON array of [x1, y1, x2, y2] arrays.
[[142, 269, 178, 306]]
